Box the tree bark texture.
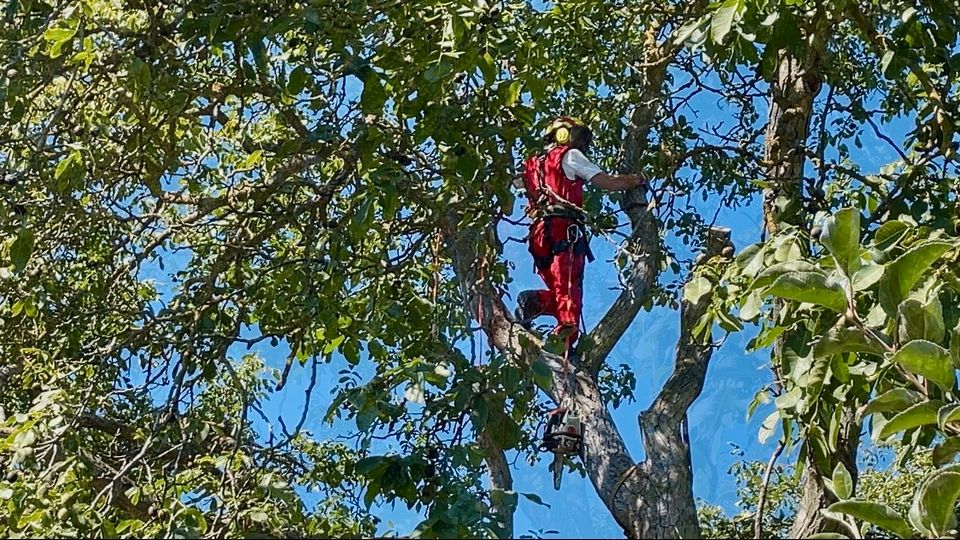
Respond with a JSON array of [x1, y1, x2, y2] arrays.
[[760, 39, 863, 539], [478, 431, 515, 539]]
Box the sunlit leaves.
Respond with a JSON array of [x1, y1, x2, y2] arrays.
[[828, 500, 914, 538], [877, 401, 942, 441], [710, 0, 743, 44], [879, 241, 955, 315], [43, 18, 78, 58], [889, 340, 955, 391], [832, 462, 853, 500], [765, 272, 848, 312], [910, 465, 960, 537], [820, 208, 861, 278], [863, 388, 923, 416]]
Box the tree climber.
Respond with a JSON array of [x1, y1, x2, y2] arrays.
[[514, 116, 646, 347]]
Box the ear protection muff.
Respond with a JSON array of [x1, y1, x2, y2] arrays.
[[545, 116, 583, 145]]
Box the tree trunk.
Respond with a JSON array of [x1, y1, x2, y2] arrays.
[[478, 432, 515, 539], [449, 223, 728, 538], [762, 47, 823, 235], [789, 405, 861, 538], [761, 38, 863, 539]]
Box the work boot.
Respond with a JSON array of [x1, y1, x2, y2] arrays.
[[515, 290, 544, 329]]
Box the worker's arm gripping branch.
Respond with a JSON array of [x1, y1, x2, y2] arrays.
[[580, 181, 660, 374], [588, 171, 647, 192]]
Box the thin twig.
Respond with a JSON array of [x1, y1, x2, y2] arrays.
[[754, 439, 786, 540]]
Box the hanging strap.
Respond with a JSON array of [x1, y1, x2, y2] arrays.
[[607, 463, 642, 519]]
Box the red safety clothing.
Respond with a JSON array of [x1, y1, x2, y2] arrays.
[[521, 145, 592, 342]]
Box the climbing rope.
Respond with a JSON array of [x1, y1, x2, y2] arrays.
[[473, 254, 492, 366], [607, 462, 642, 532]]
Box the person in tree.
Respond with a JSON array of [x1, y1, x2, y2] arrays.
[[515, 117, 647, 346]]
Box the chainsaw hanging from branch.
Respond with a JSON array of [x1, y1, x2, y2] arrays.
[[538, 406, 583, 490]]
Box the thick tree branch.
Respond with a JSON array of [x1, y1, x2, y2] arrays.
[[478, 431, 515, 539], [447, 220, 730, 538]]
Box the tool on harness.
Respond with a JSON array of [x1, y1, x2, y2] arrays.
[[538, 407, 583, 490]]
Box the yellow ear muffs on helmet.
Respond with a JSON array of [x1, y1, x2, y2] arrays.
[[545, 116, 583, 145]]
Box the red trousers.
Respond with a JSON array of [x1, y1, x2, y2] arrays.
[[529, 218, 585, 342]]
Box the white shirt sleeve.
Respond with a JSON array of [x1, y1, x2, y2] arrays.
[[561, 149, 604, 182]]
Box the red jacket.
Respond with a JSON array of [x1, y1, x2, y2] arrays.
[[522, 145, 585, 213]]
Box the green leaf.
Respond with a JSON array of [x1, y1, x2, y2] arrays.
[[249, 510, 270, 523], [933, 437, 960, 467], [521, 492, 551, 508], [683, 276, 712, 304], [44, 24, 77, 58], [355, 456, 385, 475], [715, 308, 743, 332], [486, 406, 522, 450], [128, 57, 152, 92], [863, 388, 923, 416], [240, 149, 263, 171], [710, 0, 740, 44], [821, 207, 862, 277], [879, 240, 954, 315], [827, 500, 913, 538], [748, 325, 787, 352], [356, 406, 377, 432], [912, 465, 960, 536], [898, 295, 945, 344], [531, 359, 553, 390], [673, 18, 705, 45], [479, 52, 496, 85], [424, 61, 453, 82], [287, 65, 308, 95], [749, 260, 823, 290], [505, 80, 522, 107], [852, 263, 884, 291], [739, 291, 761, 321], [938, 404, 960, 431], [880, 50, 896, 77], [807, 534, 849, 539], [832, 462, 853, 500], [874, 220, 909, 249], [55, 150, 82, 180], [765, 272, 847, 312], [360, 72, 387, 114], [950, 321, 960, 367], [890, 340, 956, 391], [812, 326, 886, 359], [878, 400, 942, 440], [758, 410, 778, 444], [10, 228, 35, 272]]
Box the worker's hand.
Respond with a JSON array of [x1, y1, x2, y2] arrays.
[[590, 172, 648, 192], [622, 173, 647, 189]]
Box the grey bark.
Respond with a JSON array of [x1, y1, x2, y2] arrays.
[[478, 431, 515, 539], [760, 35, 863, 539]]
